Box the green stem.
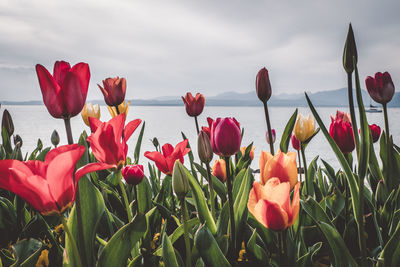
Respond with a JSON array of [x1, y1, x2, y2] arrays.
[[225, 156, 236, 253], [297, 150, 302, 184], [134, 184, 139, 215], [115, 105, 120, 115], [358, 175, 367, 267], [60, 215, 83, 267], [63, 117, 74, 145], [347, 72, 360, 157], [383, 103, 390, 141], [383, 103, 392, 185], [263, 101, 275, 155], [300, 144, 308, 195], [205, 162, 216, 219], [181, 197, 192, 267], [194, 116, 200, 134], [119, 178, 133, 222]]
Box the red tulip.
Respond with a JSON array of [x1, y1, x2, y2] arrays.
[[210, 117, 241, 157], [201, 117, 214, 138], [35, 61, 90, 119], [144, 140, 190, 175], [98, 77, 127, 106], [266, 129, 276, 144], [255, 67, 272, 103], [365, 72, 395, 104], [86, 114, 142, 169], [122, 165, 144, 185], [0, 144, 91, 215], [359, 124, 381, 143], [291, 134, 300, 151], [329, 111, 355, 153], [247, 178, 300, 231], [182, 92, 205, 117]]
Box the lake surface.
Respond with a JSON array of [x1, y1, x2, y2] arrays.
[[3, 105, 399, 172]]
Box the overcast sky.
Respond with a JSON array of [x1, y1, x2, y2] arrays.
[[0, 0, 399, 101]]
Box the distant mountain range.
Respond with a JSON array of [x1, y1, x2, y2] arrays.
[[2, 88, 400, 107]]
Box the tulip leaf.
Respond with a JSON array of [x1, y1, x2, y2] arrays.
[[354, 63, 370, 180], [161, 231, 179, 267], [247, 228, 268, 263], [232, 169, 246, 199], [134, 122, 145, 164], [305, 93, 360, 221], [233, 167, 252, 239], [181, 132, 198, 181], [193, 163, 227, 202], [194, 225, 231, 267], [301, 197, 334, 227], [11, 238, 43, 267], [280, 108, 298, 153], [65, 177, 106, 267], [183, 165, 217, 234], [137, 176, 152, 213], [317, 222, 358, 267], [97, 213, 146, 267]]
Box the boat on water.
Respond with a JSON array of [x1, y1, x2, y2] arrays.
[[365, 103, 382, 113]]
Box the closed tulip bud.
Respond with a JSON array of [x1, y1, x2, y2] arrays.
[[265, 129, 276, 144], [369, 124, 381, 143], [182, 92, 205, 117], [152, 137, 159, 148], [365, 72, 395, 104], [13, 134, 22, 147], [343, 23, 358, 74], [81, 103, 100, 126], [329, 110, 355, 154], [255, 67, 272, 103], [172, 160, 189, 198], [293, 114, 315, 142], [240, 146, 255, 160], [291, 134, 300, 151], [198, 130, 213, 163], [98, 77, 126, 106], [37, 139, 43, 151], [375, 180, 388, 206], [51, 130, 60, 147], [212, 159, 227, 183], [122, 165, 144, 185], [2, 109, 14, 136], [210, 117, 241, 157]]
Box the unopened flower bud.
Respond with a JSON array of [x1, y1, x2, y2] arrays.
[[255, 67, 272, 103], [151, 137, 159, 148], [2, 109, 14, 136], [343, 24, 357, 74], [122, 165, 144, 185], [37, 139, 43, 151], [51, 130, 60, 147], [197, 130, 213, 163], [13, 134, 22, 147], [265, 129, 276, 144], [172, 160, 189, 198]]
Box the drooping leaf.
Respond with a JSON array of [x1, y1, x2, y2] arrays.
[[280, 108, 298, 153]]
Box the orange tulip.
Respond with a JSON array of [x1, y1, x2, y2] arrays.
[[211, 159, 227, 183], [240, 146, 255, 160], [259, 150, 297, 189], [248, 178, 300, 231]]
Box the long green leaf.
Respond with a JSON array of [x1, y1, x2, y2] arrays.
[[97, 213, 146, 267], [184, 166, 217, 234], [195, 225, 231, 267], [162, 232, 179, 267], [305, 93, 359, 220], [318, 222, 358, 267], [247, 228, 268, 263], [280, 108, 298, 153], [233, 167, 252, 238], [134, 122, 145, 164], [301, 197, 334, 227]]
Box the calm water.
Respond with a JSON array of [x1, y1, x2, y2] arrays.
[[3, 105, 400, 172]]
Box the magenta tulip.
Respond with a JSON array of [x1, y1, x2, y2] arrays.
[[210, 117, 241, 157], [365, 72, 395, 104]]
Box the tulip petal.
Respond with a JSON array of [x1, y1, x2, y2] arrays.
[[75, 162, 115, 183], [53, 61, 71, 85], [46, 146, 85, 208], [35, 64, 64, 118], [288, 182, 300, 226], [263, 199, 289, 231], [124, 119, 142, 141], [144, 151, 169, 174], [45, 144, 82, 163], [88, 116, 103, 133], [259, 150, 273, 185], [263, 152, 298, 189], [162, 143, 174, 157]]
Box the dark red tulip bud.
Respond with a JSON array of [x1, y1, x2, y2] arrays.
[[329, 111, 355, 153], [122, 165, 144, 185], [360, 124, 381, 143], [2, 109, 14, 136], [36, 61, 90, 119], [98, 77, 127, 106], [343, 23, 358, 74], [182, 92, 205, 117], [198, 130, 213, 163], [365, 72, 395, 104], [210, 117, 241, 157], [51, 130, 60, 147], [255, 67, 272, 103], [291, 134, 300, 151]]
